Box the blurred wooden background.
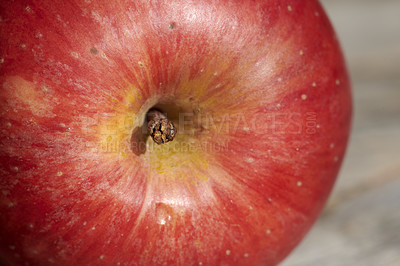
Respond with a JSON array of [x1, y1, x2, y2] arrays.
[[282, 1, 400, 265]]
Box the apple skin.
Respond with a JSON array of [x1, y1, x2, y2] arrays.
[[0, 0, 351, 265]]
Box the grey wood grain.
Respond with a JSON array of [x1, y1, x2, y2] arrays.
[[282, 1, 400, 265]]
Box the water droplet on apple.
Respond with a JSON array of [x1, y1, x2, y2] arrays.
[[155, 203, 172, 225]]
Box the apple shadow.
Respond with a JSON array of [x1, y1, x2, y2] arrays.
[[130, 126, 148, 156]]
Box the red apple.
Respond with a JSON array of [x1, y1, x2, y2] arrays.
[[0, 0, 351, 265]]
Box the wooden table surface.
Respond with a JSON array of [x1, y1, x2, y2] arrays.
[[282, 1, 400, 265]]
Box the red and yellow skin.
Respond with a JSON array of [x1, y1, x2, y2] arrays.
[[0, 0, 351, 265]]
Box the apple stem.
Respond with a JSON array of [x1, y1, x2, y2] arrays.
[[147, 109, 177, 144]]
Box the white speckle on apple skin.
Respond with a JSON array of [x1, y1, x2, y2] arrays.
[[334, 156, 339, 162], [336, 79, 341, 85], [243, 126, 250, 131], [0, 58, 4, 63], [277, 77, 282, 82], [99, 255, 105, 260], [71, 52, 78, 58], [266, 229, 271, 235], [246, 157, 255, 163], [301, 94, 307, 100], [299, 50, 304, 55], [56, 171, 63, 176], [226, 250, 231, 255], [315, 12, 320, 17], [35, 32, 43, 39], [244, 253, 249, 258], [312, 82, 317, 87], [287, 6, 292, 12], [330, 143, 335, 149], [297, 181, 303, 187], [9, 245, 15, 250]]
